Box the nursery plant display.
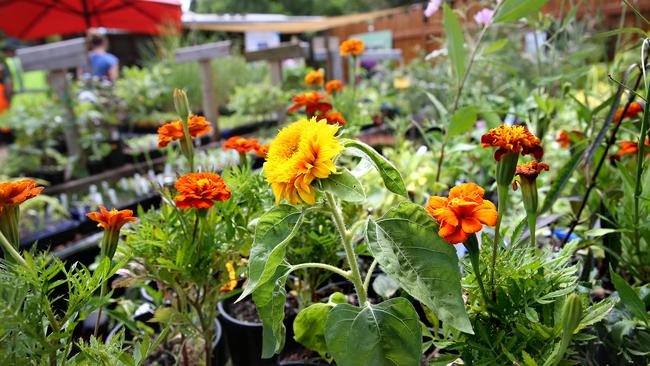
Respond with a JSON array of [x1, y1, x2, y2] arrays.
[[0, 0, 649, 365]]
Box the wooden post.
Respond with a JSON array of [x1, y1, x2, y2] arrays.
[[198, 59, 218, 136], [16, 38, 88, 179], [175, 41, 231, 140], [245, 43, 309, 123], [269, 61, 283, 86]]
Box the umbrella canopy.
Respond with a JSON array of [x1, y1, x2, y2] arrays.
[[0, 0, 182, 40]]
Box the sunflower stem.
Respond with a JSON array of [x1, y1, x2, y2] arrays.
[[325, 192, 367, 305]]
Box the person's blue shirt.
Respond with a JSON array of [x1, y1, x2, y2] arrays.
[[88, 51, 118, 78]]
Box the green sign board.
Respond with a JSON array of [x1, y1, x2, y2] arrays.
[[349, 30, 392, 51]]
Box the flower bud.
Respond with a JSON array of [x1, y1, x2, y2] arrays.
[[173, 88, 191, 120]]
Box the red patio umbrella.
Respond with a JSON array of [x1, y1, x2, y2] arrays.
[[0, 0, 182, 40]]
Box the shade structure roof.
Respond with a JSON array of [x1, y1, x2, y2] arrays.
[[0, 0, 182, 41], [182, 6, 408, 34]]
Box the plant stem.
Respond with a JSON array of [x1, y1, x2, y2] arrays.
[[93, 280, 107, 338], [490, 184, 508, 300], [465, 234, 489, 308], [290, 262, 351, 279], [0, 230, 26, 267], [435, 0, 504, 184], [633, 80, 649, 255], [562, 62, 646, 245], [527, 214, 537, 248], [363, 259, 379, 294], [325, 192, 367, 305]]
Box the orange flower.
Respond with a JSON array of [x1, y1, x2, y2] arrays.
[[325, 80, 343, 94], [318, 111, 346, 126], [254, 144, 270, 158], [86, 206, 137, 232], [304, 69, 325, 86], [616, 138, 650, 156], [0, 180, 43, 210], [340, 39, 365, 56], [220, 262, 238, 293], [556, 131, 571, 148], [158, 115, 213, 148], [223, 136, 259, 154], [174, 172, 231, 209], [614, 101, 643, 121], [481, 124, 544, 161], [516, 161, 549, 181], [425, 183, 497, 244], [288, 91, 333, 116]]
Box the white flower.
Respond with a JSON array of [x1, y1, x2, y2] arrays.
[[424, 0, 442, 18], [474, 8, 495, 26]]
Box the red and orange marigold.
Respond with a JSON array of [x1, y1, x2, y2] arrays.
[[339, 39, 365, 56], [425, 183, 497, 244], [614, 101, 643, 121], [0, 180, 43, 212], [86, 206, 137, 232], [304, 69, 325, 86], [515, 161, 550, 181], [158, 115, 212, 148], [616, 138, 650, 156], [481, 124, 543, 161], [288, 91, 333, 116], [318, 111, 346, 126], [223, 136, 259, 154], [254, 144, 270, 158], [174, 172, 231, 209], [325, 79, 343, 95]]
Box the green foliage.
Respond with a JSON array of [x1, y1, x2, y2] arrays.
[[445, 240, 614, 365], [227, 82, 287, 119], [443, 3, 466, 86], [342, 139, 408, 198], [366, 202, 472, 333], [0, 254, 124, 364], [320, 168, 366, 202], [324, 298, 422, 366], [238, 204, 306, 300]]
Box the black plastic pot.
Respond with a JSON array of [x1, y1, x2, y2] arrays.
[[107, 316, 227, 366], [19, 218, 81, 251], [217, 297, 278, 366], [28, 167, 65, 185]]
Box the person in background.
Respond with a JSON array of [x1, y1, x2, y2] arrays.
[[85, 30, 119, 82], [3, 40, 49, 108], [0, 55, 9, 113]]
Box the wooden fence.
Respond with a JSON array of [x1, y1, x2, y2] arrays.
[[327, 0, 650, 64]]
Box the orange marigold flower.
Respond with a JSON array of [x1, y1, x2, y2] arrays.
[[318, 111, 346, 126], [288, 91, 333, 116], [481, 124, 544, 161], [425, 183, 497, 244], [223, 136, 259, 154], [254, 144, 270, 159], [340, 39, 365, 56], [616, 138, 650, 156], [556, 131, 571, 148], [0, 180, 43, 209], [86, 206, 136, 232], [325, 79, 343, 94], [304, 69, 325, 86], [158, 115, 213, 148], [614, 101, 643, 121], [516, 161, 549, 181], [174, 172, 231, 209], [220, 262, 238, 293]]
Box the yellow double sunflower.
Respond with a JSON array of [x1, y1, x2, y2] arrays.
[[264, 117, 344, 205]]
